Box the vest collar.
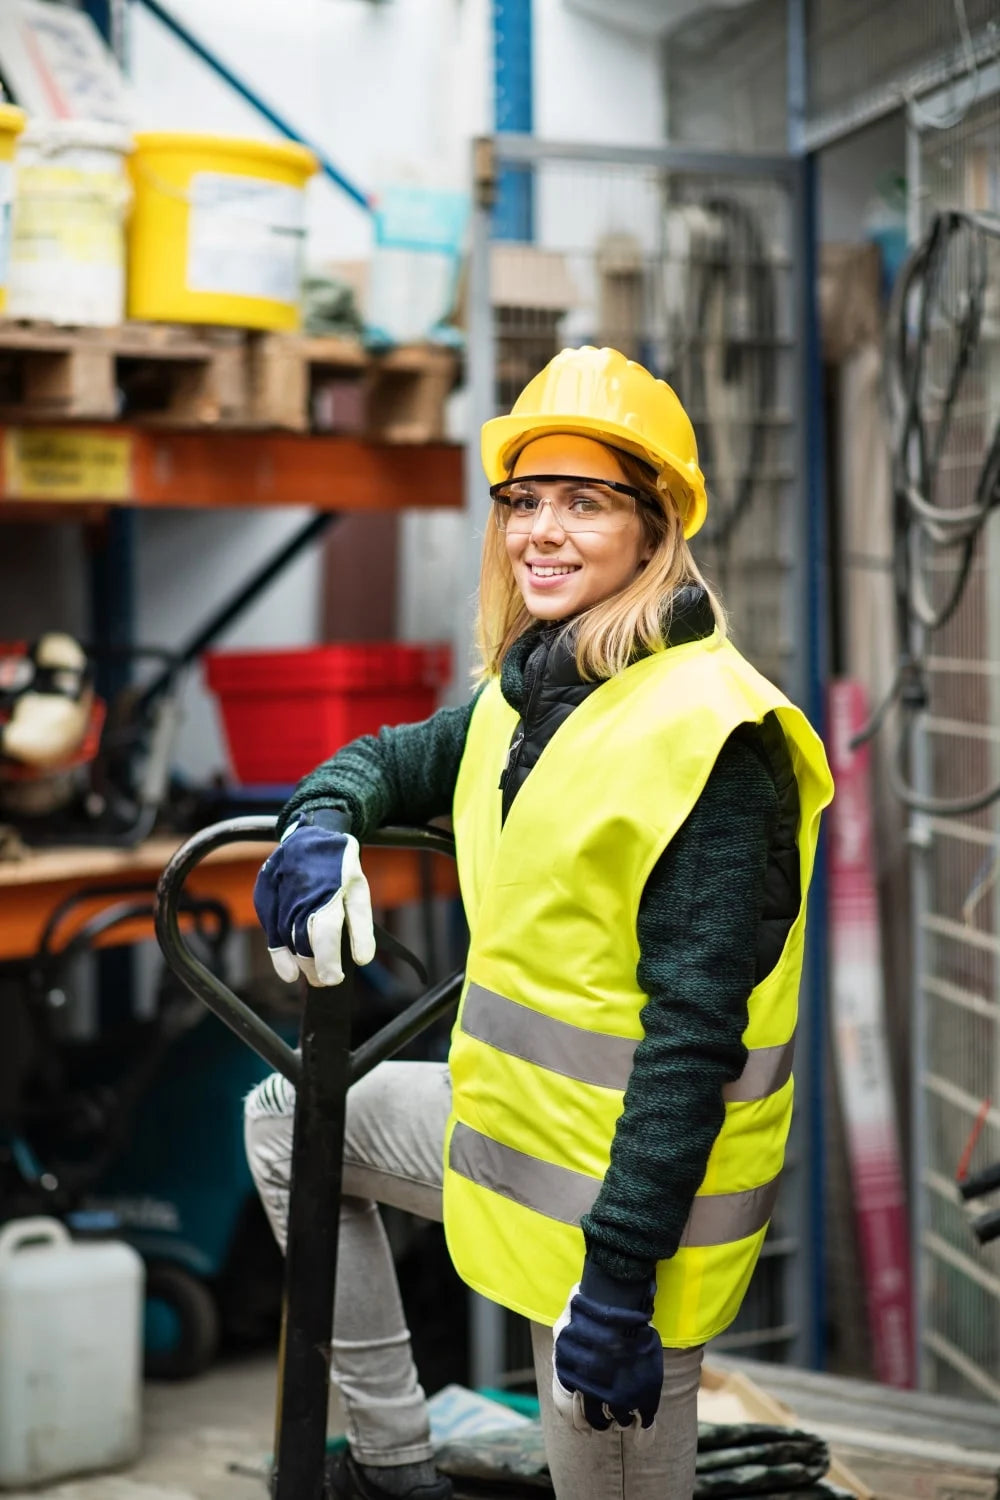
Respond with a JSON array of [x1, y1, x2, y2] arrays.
[[497, 584, 716, 824], [500, 583, 716, 715]]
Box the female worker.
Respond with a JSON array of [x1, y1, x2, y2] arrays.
[[246, 345, 834, 1500]]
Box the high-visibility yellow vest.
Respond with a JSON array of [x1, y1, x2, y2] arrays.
[[444, 632, 833, 1346]]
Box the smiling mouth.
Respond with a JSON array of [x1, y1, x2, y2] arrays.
[[527, 563, 581, 577]]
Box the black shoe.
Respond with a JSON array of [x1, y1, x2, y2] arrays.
[[324, 1448, 453, 1500]]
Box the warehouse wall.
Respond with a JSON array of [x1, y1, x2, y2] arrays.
[[129, 0, 488, 267], [125, 0, 665, 778], [0, 1, 664, 782]]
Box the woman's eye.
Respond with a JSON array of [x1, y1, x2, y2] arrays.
[[510, 495, 538, 514], [568, 492, 605, 512]]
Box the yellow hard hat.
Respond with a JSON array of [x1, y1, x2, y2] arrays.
[[481, 346, 707, 539]]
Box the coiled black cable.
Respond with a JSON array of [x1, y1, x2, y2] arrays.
[[668, 195, 778, 551], [853, 209, 1000, 816]]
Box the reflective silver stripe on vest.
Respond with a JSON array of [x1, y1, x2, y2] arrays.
[[462, 983, 794, 1103], [722, 1038, 795, 1102], [450, 1121, 780, 1246], [461, 982, 637, 1090]]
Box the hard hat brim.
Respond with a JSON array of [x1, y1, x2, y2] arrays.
[[480, 411, 707, 539]]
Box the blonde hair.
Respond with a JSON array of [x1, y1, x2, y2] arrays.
[[474, 448, 727, 681]]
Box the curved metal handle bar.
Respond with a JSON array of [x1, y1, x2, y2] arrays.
[[38, 886, 230, 965], [154, 816, 462, 1086]]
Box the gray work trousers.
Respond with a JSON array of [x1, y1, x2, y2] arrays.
[[244, 1060, 703, 1500]]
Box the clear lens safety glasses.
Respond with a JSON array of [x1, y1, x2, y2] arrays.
[[491, 474, 646, 533]]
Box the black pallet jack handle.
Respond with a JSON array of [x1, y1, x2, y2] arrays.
[[155, 816, 463, 1500]]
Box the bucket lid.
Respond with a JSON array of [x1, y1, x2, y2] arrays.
[[133, 130, 317, 176], [0, 103, 26, 136], [20, 118, 133, 154]]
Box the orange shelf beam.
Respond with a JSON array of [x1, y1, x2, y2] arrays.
[[0, 837, 459, 963], [0, 426, 464, 511]]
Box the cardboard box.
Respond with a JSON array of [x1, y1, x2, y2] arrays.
[[819, 242, 882, 365]]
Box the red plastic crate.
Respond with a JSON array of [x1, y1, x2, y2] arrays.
[[203, 642, 452, 785]]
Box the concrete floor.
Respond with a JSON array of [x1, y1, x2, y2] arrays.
[[4, 1353, 305, 1500]]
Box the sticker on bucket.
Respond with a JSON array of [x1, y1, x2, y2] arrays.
[[186, 172, 306, 305], [10, 165, 127, 324], [0, 162, 12, 288]]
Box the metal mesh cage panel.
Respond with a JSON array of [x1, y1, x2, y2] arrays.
[[808, 0, 999, 130], [483, 144, 806, 1362], [913, 94, 1000, 1399], [663, 0, 999, 152], [664, 0, 788, 153], [489, 161, 798, 698]]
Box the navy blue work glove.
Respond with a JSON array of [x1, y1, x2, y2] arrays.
[[551, 1262, 662, 1440], [253, 810, 376, 987]]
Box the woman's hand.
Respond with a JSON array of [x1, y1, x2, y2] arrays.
[[253, 814, 376, 986], [551, 1265, 662, 1440]]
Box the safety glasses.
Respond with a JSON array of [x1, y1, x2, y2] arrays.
[[491, 474, 648, 533]]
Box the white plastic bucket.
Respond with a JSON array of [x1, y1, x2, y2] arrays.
[[0, 1216, 144, 1488], [8, 119, 132, 326]]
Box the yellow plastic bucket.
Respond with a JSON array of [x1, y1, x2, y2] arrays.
[[127, 133, 318, 330], [0, 104, 27, 313]]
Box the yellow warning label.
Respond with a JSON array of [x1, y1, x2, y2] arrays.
[[3, 428, 131, 501]]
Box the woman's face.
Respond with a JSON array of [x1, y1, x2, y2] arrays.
[[503, 435, 653, 622]]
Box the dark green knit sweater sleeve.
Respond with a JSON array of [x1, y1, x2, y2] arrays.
[[277, 692, 482, 840], [580, 727, 779, 1286]]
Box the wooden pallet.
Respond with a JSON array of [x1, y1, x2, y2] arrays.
[[249, 333, 461, 440], [366, 343, 461, 444], [247, 331, 368, 433], [0, 320, 250, 427], [0, 320, 461, 438], [113, 322, 248, 427], [0, 322, 120, 422]]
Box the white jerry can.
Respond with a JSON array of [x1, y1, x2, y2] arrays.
[[0, 1216, 144, 1488]]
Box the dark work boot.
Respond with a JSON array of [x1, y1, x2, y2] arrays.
[[324, 1448, 453, 1500]]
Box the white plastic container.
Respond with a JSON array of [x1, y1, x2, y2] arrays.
[[7, 119, 132, 326], [0, 1217, 144, 1489]]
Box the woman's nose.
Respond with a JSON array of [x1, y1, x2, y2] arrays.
[[529, 497, 566, 540]]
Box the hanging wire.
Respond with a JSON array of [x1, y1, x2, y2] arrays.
[[904, 0, 987, 133], [853, 209, 1000, 815], [668, 195, 778, 551]]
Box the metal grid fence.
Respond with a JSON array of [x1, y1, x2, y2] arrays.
[[490, 162, 799, 692], [911, 94, 1000, 1399], [663, 0, 1000, 153], [470, 139, 811, 1369], [808, 0, 999, 136]]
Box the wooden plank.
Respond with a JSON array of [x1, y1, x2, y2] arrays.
[[711, 1356, 1000, 1500], [714, 1353, 1000, 1442], [699, 1365, 872, 1497]]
